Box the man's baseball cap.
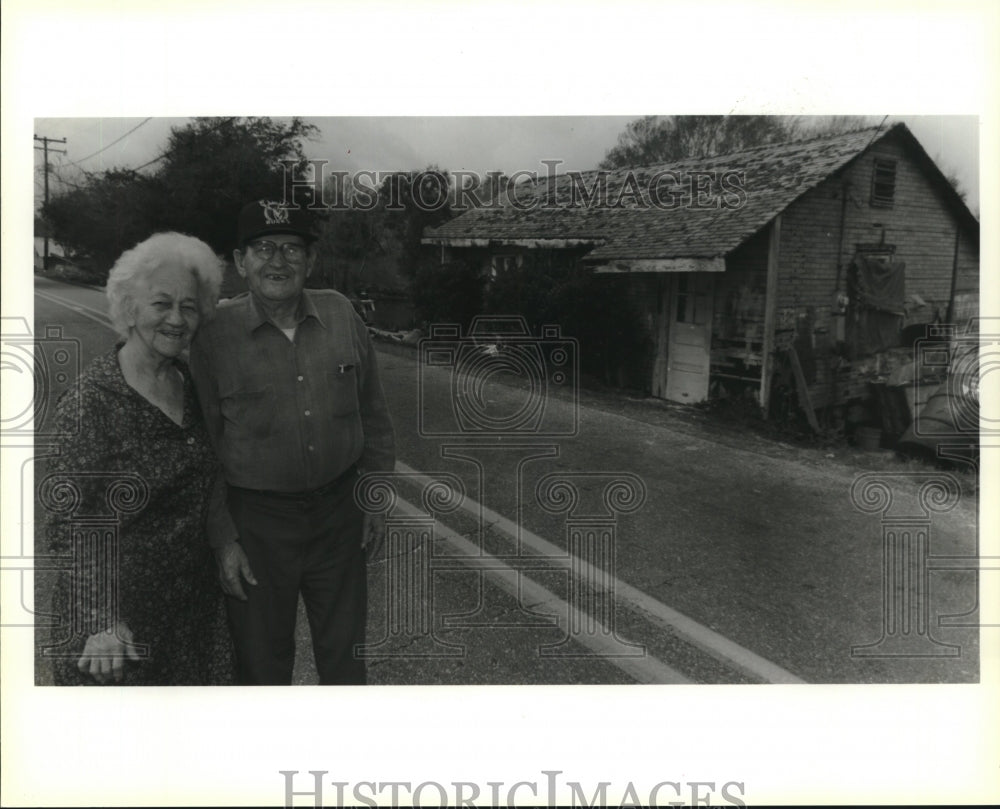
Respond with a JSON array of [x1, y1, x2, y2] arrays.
[[237, 199, 317, 247]]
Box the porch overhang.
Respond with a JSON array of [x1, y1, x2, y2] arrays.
[[421, 237, 606, 249], [591, 256, 726, 273]]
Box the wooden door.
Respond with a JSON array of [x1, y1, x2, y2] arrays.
[[665, 272, 714, 403]]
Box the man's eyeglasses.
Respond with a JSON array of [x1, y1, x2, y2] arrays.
[[247, 240, 308, 262]]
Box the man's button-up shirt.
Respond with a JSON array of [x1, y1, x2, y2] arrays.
[[190, 289, 396, 511]]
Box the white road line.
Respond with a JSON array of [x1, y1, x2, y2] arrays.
[[396, 461, 806, 684], [393, 498, 693, 684], [35, 289, 113, 330]]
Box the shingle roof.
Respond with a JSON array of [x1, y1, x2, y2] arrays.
[[424, 125, 896, 261]]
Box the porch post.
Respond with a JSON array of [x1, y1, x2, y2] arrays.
[[651, 275, 670, 398], [759, 215, 782, 414]]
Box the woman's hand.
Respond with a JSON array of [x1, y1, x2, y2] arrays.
[[77, 623, 142, 684]]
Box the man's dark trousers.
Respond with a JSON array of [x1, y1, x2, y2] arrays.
[[225, 472, 367, 685]]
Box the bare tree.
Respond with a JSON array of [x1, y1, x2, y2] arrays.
[[599, 115, 877, 169]]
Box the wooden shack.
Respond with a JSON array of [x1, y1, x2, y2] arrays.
[[423, 123, 979, 417]]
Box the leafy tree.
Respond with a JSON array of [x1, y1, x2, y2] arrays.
[[42, 117, 318, 278], [154, 117, 318, 250], [43, 168, 165, 272]]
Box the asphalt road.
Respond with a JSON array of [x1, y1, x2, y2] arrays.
[[30, 275, 981, 685]]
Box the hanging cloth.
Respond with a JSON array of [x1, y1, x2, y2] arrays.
[[851, 253, 906, 355]]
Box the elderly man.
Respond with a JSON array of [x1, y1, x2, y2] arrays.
[[190, 199, 395, 685]]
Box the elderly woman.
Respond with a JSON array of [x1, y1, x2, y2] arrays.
[[45, 232, 235, 685]]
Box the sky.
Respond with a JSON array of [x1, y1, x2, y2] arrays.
[[33, 115, 981, 214]]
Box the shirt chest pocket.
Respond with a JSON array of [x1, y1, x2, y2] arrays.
[[326, 366, 360, 417], [220, 386, 276, 438]]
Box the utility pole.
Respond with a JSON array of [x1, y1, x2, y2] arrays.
[[34, 135, 67, 271]]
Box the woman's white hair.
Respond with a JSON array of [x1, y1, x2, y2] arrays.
[[106, 232, 223, 339]]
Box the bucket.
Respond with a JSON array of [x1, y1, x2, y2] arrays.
[[855, 425, 883, 451]]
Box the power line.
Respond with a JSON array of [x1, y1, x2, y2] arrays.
[[50, 152, 99, 191], [133, 116, 236, 172], [65, 117, 152, 166], [45, 117, 249, 199], [133, 151, 169, 172]]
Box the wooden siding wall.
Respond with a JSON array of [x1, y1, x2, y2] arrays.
[[774, 130, 979, 407]]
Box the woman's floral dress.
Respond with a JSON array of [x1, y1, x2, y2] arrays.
[[42, 348, 235, 685]]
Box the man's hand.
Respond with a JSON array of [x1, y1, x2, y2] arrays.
[[362, 512, 387, 561], [214, 541, 257, 600], [77, 622, 141, 684]]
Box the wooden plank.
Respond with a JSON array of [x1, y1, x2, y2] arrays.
[[787, 346, 821, 434], [592, 257, 726, 274], [759, 215, 782, 414]]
